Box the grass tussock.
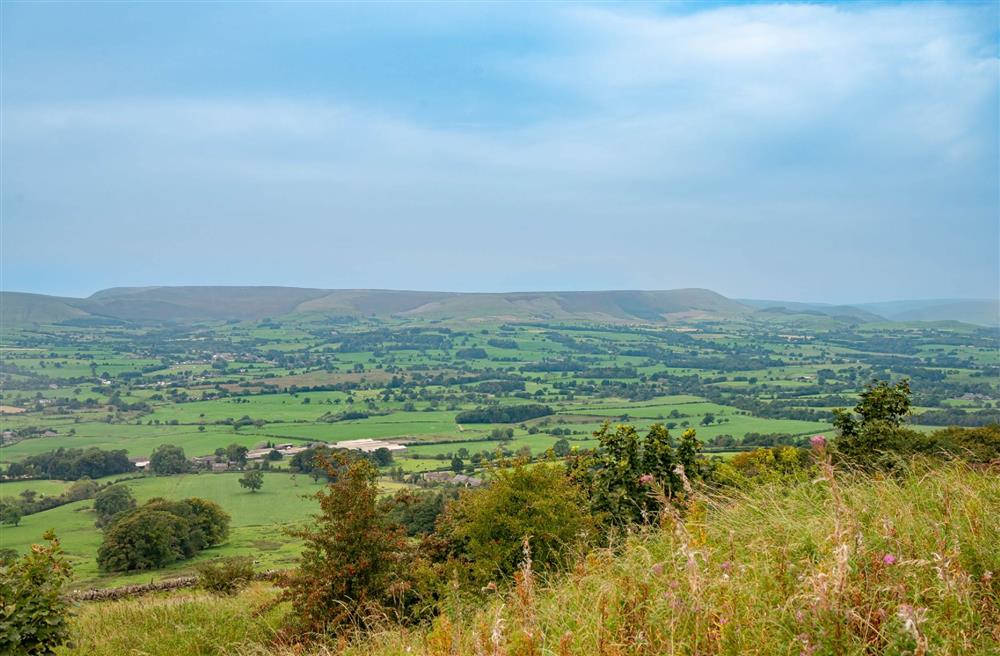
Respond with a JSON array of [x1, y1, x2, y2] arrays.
[[60, 461, 1000, 656], [56, 583, 286, 656]]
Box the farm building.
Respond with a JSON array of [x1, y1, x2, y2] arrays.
[[332, 439, 407, 454], [246, 444, 310, 460]]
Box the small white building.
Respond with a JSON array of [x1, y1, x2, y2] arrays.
[[332, 439, 407, 454]]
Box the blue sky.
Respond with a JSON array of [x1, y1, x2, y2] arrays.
[[2, 1, 997, 302]]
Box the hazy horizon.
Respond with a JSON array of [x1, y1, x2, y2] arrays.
[[2, 1, 998, 304], [4, 283, 996, 308]]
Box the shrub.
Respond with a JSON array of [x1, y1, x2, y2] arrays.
[[281, 452, 418, 636], [720, 445, 813, 485], [379, 489, 455, 537], [925, 424, 1000, 463], [434, 460, 594, 589], [0, 531, 73, 655], [196, 557, 255, 595], [569, 423, 712, 525]]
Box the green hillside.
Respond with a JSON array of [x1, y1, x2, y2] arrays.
[[1, 287, 751, 327]]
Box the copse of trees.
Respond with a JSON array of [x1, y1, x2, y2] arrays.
[[455, 403, 553, 424], [148, 444, 189, 475], [97, 497, 230, 572], [15, 447, 133, 480], [1, 479, 105, 525], [833, 379, 1000, 468]]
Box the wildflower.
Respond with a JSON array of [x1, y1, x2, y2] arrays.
[[639, 473, 655, 486], [810, 434, 826, 451], [651, 562, 664, 576], [882, 553, 896, 566], [720, 560, 733, 574]]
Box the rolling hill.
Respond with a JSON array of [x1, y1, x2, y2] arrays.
[[854, 299, 999, 327], [2, 287, 996, 328], [0, 287, 750, 327]]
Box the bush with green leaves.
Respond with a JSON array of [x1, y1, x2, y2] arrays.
[[0, 499, 23, 526], [196, 557, 255, 595], [0, 531, 73, 655], [433, 459, 594, 589], [569, 422, 712, 525], [379, 489, 456, 537]]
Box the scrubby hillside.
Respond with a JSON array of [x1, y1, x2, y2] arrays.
[[58, 461, 1000, 655]]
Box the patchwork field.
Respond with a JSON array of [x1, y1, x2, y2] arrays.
[[2, 313, 997, 588]]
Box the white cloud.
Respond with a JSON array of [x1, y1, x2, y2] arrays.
[[2, 2, 997, 299]]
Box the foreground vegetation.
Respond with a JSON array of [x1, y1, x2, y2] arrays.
[[52, 460, 999, 655]]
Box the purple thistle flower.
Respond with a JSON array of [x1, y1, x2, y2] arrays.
[[810, 435, 827, 451], [639, 473, 655, 486], [882, 553, 896, 566]]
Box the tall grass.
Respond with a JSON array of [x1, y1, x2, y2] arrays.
[[59, 461, 999, 655]]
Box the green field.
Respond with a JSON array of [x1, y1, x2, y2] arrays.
[[0, 471, 409, 589], [2, 312, 997, 590]]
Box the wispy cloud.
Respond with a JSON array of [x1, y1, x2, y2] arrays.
[[1, 2, 996, 300]]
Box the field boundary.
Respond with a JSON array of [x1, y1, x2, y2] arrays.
[[68, 569, 285, 603]]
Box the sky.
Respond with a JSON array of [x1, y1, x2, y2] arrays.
[[1, 1, 997, 303]]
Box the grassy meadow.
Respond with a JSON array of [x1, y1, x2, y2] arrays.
[[54, 461, 1000, 655]]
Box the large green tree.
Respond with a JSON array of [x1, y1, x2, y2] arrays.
[[148, 444, 189, 476], [97, 498, 230, 572], [832, 379, 924, 467], [238, 470, 263, 493], [93, 485, 136, 528], [97, 508, 191, 571]]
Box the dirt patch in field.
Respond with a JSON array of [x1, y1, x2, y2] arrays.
[[249, 540, 283, 551], [0, 405, 25, 414]]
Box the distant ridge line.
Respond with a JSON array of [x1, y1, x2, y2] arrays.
[[1, 287, 996, 328]]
